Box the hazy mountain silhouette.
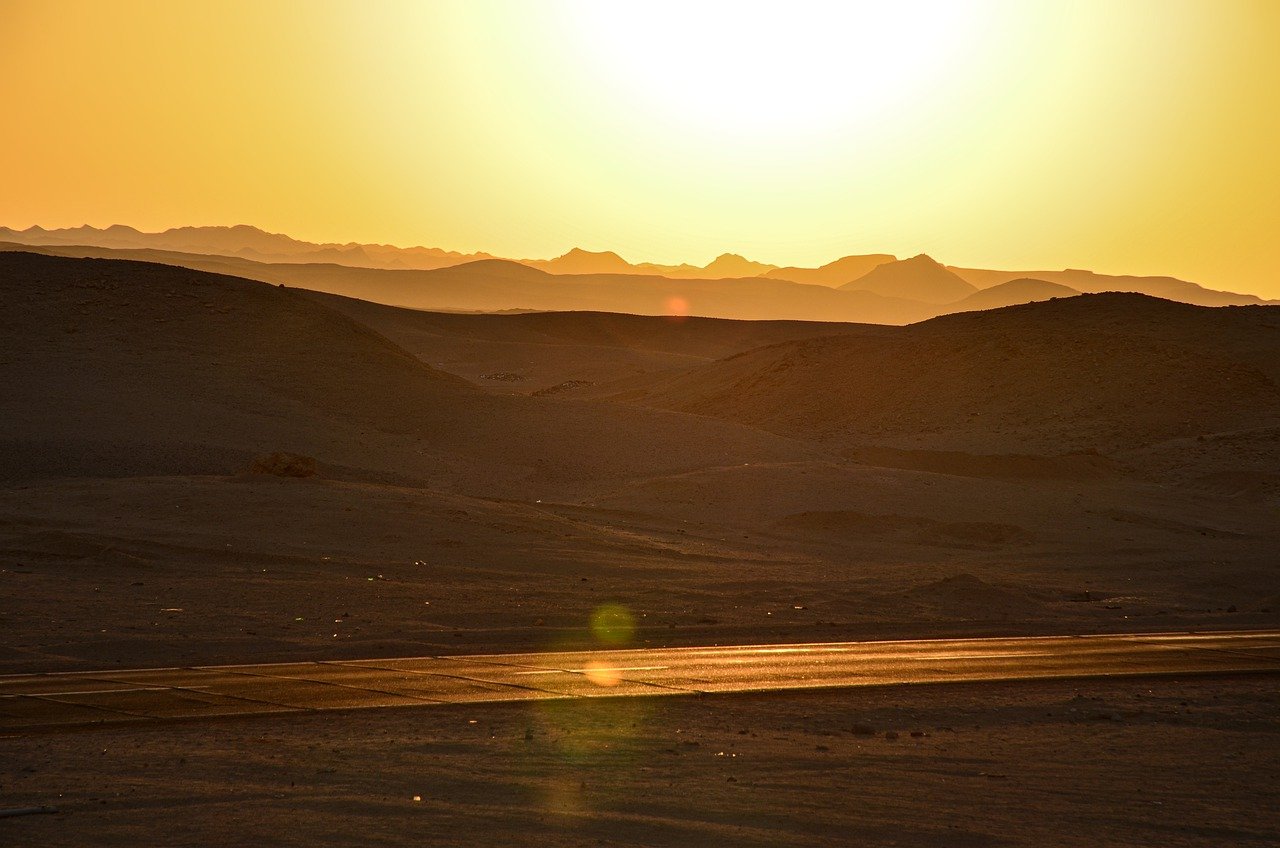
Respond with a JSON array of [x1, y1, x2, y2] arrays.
[[0, 243, 938, 323], [2, 225, 1274, 317], [523, 248, 635, 275], [0, 224, 493, 270], [940, 278, 1080, 314], [948, 265, 1268, 307], [702, 253, 776, 277], [763, 254, 898, 286], [524, 249, 777, 279], [839, 254, 979, 303]]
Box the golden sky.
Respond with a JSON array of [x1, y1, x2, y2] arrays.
[[3, 1, 1278, 296]]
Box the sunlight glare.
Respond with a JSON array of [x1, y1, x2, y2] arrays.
[[563, 0, 985, 139]]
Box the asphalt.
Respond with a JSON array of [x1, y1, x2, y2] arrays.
[[2, 629, 1278, 733]]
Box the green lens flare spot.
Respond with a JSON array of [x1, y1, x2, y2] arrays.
[[590, 603, 635, 646]]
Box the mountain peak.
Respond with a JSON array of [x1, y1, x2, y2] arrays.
[[528, 248, 634, 275], [560, 247, 624, 261], [903, 253, 943, 266], [703, 252, 776, 277], [839, 254, 978, 304]]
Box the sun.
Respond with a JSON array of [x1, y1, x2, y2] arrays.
[[561, 1, 987, 140]]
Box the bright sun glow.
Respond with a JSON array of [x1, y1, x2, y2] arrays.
[[4, 1, 1279, 295], [564, 1, 985, 138]]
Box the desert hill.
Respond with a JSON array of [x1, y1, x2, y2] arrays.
[[0, 251, 814, 491], [602, 293, 1280, 464], [839, 254, 979, 303], [301, 290, 890, 392], [4, 251, 1279, 677]]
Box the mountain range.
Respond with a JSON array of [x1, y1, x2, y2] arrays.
[[1, 224, 1273, 321]]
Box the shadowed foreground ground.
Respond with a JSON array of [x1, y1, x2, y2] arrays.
[[3, 675, 1277, 847]]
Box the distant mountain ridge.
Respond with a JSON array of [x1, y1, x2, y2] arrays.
[[0, 223, 494, 271], [524, 248, 778, 279], [1, 223, 1274, 312], [837, 254, 978, 304], [941, 278, 1080, 315], [762, 254, 898, 286]]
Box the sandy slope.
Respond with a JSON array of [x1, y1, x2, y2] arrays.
[[300, 290, 889, 393], [0, 252, 816, 495], [602, 293, 1280, 464]]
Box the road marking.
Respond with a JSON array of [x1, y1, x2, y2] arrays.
[[512, 666, 672, 675]]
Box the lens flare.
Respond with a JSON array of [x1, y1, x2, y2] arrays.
[[663, 295, 689, 321], [589, 603, 635, 646], [583, 660, 623, 687]]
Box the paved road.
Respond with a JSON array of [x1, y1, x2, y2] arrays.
[[2, 630, 1278, 733]]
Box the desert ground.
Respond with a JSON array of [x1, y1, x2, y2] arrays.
[[2, 249, 1277, 843], [4, 677, 1278, 846]]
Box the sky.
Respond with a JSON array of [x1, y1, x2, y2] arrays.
[[3, 0, 1278, 296]]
